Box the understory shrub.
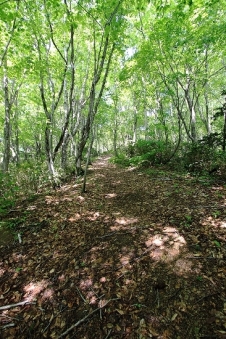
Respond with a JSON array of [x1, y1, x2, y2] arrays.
[[111, 140, 174, 168], [127, 139, 171, 165], [0, 171, 19, 214], [112, 138, 226, 179], [110, 153, 130, 166], [14, 161, 50, 192], [182, 141, 226, 175]]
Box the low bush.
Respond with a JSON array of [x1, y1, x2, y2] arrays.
[[127, 139, 172, 165], [110, 153, 131, 167], [0, 171, 19, 214]]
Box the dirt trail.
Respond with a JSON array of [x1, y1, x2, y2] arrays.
[[0, 156, 226, 338]]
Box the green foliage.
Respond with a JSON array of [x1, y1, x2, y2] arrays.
[[199, 133, 222, 148], [0, 171, 19, 214], [110, 153, 130, 167], [0, 160, 52, 217], [127, 139, 170, 165], [5, 214, 27, 229], [14, 161, 50, 192], [213, 240, 221, 248], [110, 139, 174, 169], [182, 140, 226, 176]]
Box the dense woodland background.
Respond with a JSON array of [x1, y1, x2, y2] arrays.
[[1, 0, 226, 210]]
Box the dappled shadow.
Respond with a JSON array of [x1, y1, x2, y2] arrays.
[[0, 156, 226, 338]]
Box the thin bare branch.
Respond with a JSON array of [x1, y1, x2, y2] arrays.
[[0, 300, 36, 311], [58, 298, 119, 338], [43, 0, 67, 63]]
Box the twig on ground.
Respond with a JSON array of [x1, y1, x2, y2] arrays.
[[105, 329, 112, 338], [156, 290, 160, 308], [98, 232, 117, 238], [1, 323, 15, 329], [0, 300, 36, 311], [42, 307, 67, 334], [57, 298, 119, 338], [195, 292, 219, 304], [75, 286, 87, 303], [100, 304, 102, 320], [187, 256, 220, 259], [42, 314, 54, 333]]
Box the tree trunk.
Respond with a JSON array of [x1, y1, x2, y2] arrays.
[[223, 101, 226, 151], [3, 69, 11, 172], [184, 89, 197, 142], [45, 126, 56, 181]]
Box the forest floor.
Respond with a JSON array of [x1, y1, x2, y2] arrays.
[[0, 156, 226, 339]]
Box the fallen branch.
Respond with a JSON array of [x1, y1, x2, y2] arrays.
[[42, 307, 67, 334], [1, 323, 15, 329], [58, 298, 119, 338], [75, 286, 87, 303], [187, 256, 220, 259], [0, 300, 36, 311], [105, 329, 112, 339]]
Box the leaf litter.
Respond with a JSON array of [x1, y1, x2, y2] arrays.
[[0, 156, 226, 338]]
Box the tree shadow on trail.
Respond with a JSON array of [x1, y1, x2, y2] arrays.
[[0, 157, 226, 338]]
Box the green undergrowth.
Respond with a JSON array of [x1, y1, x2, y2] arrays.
[[111, 139, 226, 183]]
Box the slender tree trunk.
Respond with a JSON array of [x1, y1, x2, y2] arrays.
[[12, 93, 20, 164], [113, 117, 118, 156], [45, 126, 56, 179], [184, 89, 197, 142], [61, 131, 70, 169], [113, 101, 118, 156], [82, 131, 94, 193], [204, 92, 211, 135], [3, 68, 11, 172], [133, 108, 138, 144], [223, 100, 226, 151], [204, 47, 211, 135], [75, 39, 115, 175]]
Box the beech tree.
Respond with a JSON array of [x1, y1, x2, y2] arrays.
[[1, 0, 226, 187]]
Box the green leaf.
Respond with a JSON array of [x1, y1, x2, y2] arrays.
[[213, 240, 221, 248]]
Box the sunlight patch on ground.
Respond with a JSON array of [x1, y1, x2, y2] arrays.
[[0, 267, 5, 278], [126, 166, 137, 172], [115, 217, 138, 225], [12, 253, 27, 262], [60, 184, 79, 192], [202, 216, 226, 229], [93, 173, 106, 178], [77, 195, 85, 202], [99, 276, 107, 283], [80, 278, 93, 291], [23, 280, 52, 302], [79, 278, 101, 304], [41, 288, 54, 301], [145, 227, 187, 263], [86, 211, 101, 221], [61, 196, 73, 202], [45, 196, 59, 205], [110, 224, 138, 231], [68, 213, 81, 222], [58, 274, 66, 282], [26, 205, 37, 211], [105, 193, 117, 198], [119, 246, 135, 266], [220, 221, 226, 228], [173, 258, 201, 276], [120, 254, 133, 266]]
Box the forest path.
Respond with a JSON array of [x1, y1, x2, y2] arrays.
[[1, 156, 226, 338]]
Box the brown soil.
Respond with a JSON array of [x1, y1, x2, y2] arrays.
[[0, 156, 226, 339]]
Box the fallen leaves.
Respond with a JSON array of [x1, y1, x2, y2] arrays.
[[0, 156, 226, 338]]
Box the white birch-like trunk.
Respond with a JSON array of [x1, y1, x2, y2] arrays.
[[3, 69, 11, 172]]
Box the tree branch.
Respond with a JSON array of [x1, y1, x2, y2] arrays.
[[58, 298, 119, 338]]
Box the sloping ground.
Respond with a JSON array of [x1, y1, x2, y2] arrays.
[[0, 156, 226, 339]]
